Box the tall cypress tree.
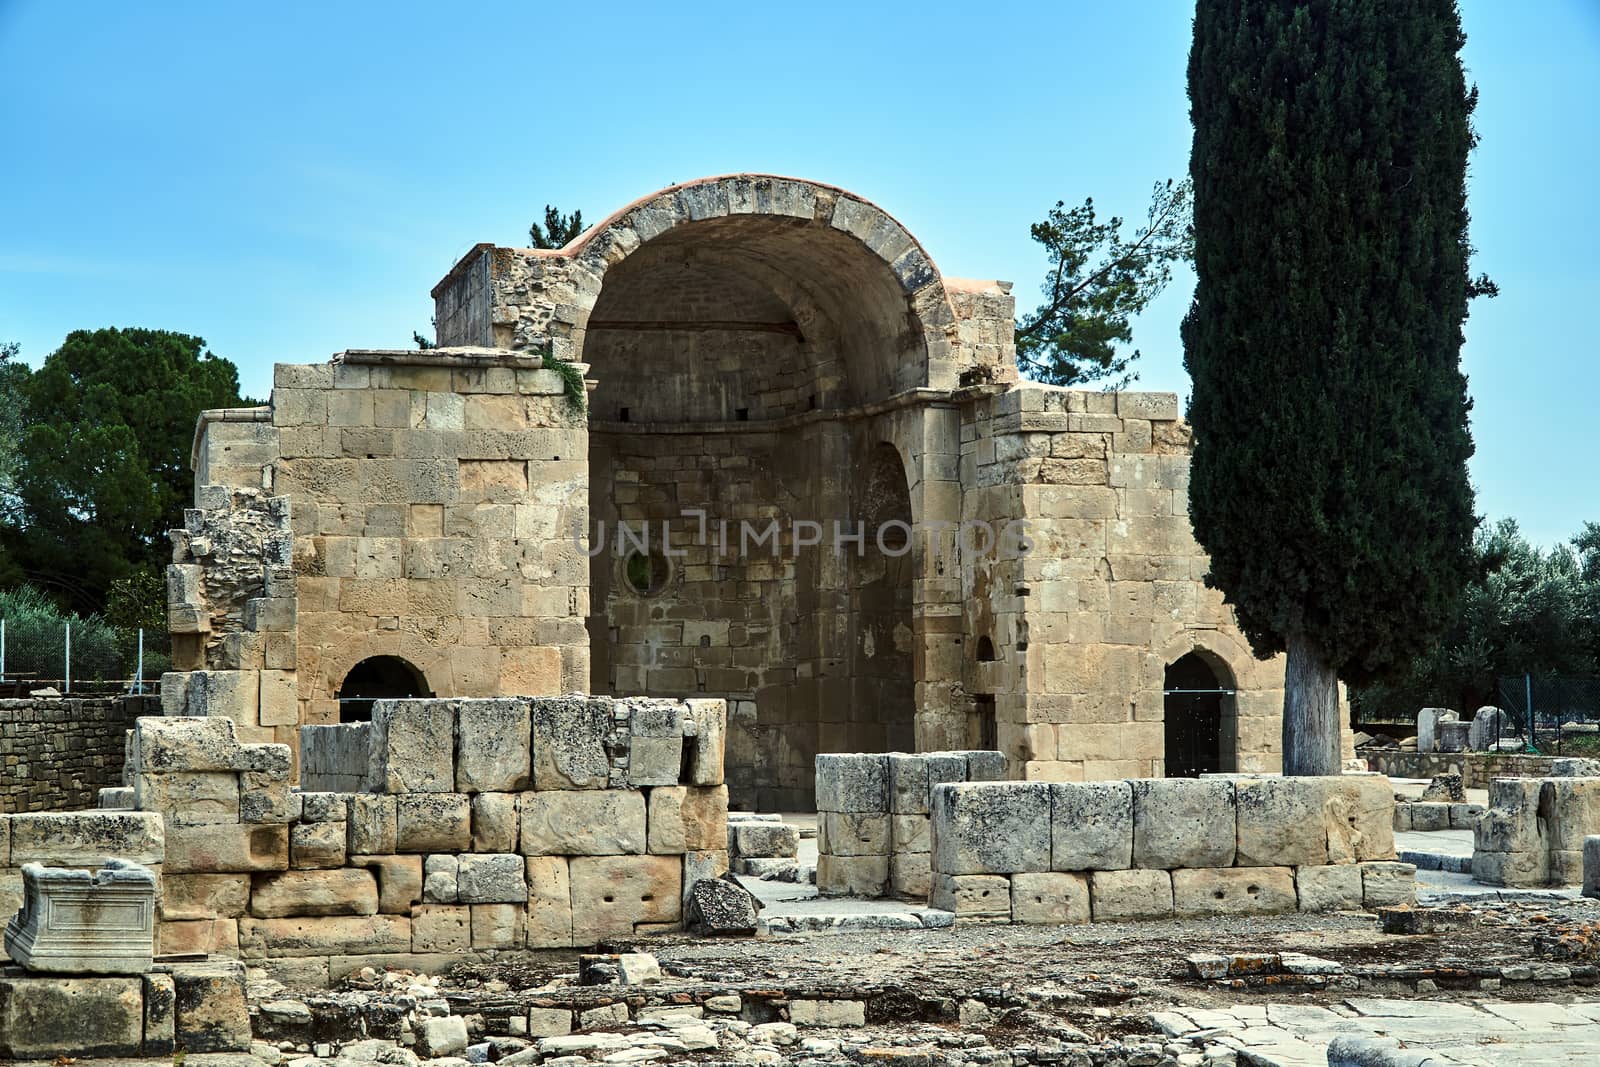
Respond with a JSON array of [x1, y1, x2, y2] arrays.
[[1183, 0, 1489, 774]]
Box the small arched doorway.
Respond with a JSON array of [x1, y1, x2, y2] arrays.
[[1163, 652, 1235, 777], [337, 656, 432, 723]]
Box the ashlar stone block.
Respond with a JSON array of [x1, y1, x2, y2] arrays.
[[530, 696, 612, 789], [457, 853, 527, 904], [1131, 778, 1236, 869], [1360, 861, 1416, 907], [815, 754, 888, 813], [347, 794, 397, 855], [349, 854, 422, 914], [929, 873, 1010, 918], [684, 699, 726, 786], [931, 782, 1050, 875], [526, 856, 572, 948], [290, 822, 346, 869], [237, 914, 411, 957], [819, 813, 888, 857], [163, 823, 287, 874], [367, 699, 456, 793], [1010, 871, 1091, 925], [471, 792, 518, 853], [1049, 781, 1133, 871], [1171, 866, 1297, 917], [1235, 777, 1329, 867], [0, 975, 144, 1058], [569, 855, 682, 942], [1323, 775, 1396, 863], [395, 794, 472, 853], [8, 811, 165, 868], [1295, 863, 1365, 912], [816, 854, 889, 897], [455, 699, 531, 793], [1089, 869, 1173, 921], [519, 790, 646, 856], [249, 869, 378, 918]]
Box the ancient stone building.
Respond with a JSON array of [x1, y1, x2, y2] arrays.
[[170, 174, 1309, 810]]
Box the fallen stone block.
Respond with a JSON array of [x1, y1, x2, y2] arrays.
[[520, 789, 645, 855], [1234, 778, 1328, 867], [1378, 905, 1478, 935], [417, 1014, 469, 1057], [789, 999, 866, 1027], [685, 876, 760, 936], [1171, 866, 1297, 917], [530, 695, 612, 789], [1089, 869, 1174, 921], [455, 699, 532, 793], [527, 1005, 573, 1037], [1050, 781, 1133, 871], [1418, 772, 1466, 803], [1408, 802, 1451, 832], [1130, 778, 1236, 869], [367, 699, 456, 793], [815, 754, 888, 813], [1295, 863, 1365, 912], [931, 782, 1051, 875], [0, 975, 144, 1058], [1010, 871, 1090, 925], [250, 869, 378, 918]]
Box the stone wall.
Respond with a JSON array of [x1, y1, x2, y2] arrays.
[[1472, 775, 1600, 886], [925, 773, 1409, 923], [298, 723, 369, 793], [1367, 750, 1572, 787], [0, 696, 153, 813], [115, 694, 726, 976]]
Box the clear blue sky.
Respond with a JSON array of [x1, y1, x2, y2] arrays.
[[2, 2, 1596, 546]]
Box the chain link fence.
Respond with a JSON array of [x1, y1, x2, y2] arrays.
[[1496, 674, 1600, 756], [0, 619, 163, 696]]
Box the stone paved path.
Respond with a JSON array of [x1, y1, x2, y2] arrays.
[[1153, 997, 1600, 1065]]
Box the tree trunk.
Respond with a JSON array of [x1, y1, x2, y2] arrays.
[[1282, 631, 1341, 775]]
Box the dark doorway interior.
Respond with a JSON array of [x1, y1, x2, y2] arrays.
[[337, 656, 431, 723], [1163, 652, 1231, 777]]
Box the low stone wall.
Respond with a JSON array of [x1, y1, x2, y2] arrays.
[[927, 775, 1412, 923], [298, 723, 370, 793], [1473, 776, 1600, 886], [121, 693, 727, 969], [1366, 749, 1575, 787], [1392, 800, 1482, 832], [814, 752, 1006, 899], [0, 695, 154, 813]]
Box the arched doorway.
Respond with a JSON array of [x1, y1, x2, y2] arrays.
[[337, 656, 431, 723], [1163, 652, 1235, 777]]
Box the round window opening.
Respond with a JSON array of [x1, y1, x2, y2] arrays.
[[623, 550, 671, 597]]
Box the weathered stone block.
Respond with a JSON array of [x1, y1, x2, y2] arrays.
[[367, 700, 456, 793], [1171, 866, 1297, 917], [1131, 778, 1236, 869], [471, 792, 518, 853], [685, 875, 760, 936], [143, 972, 176, 1055], [1235, 777, 1330, 867], [0, 976, 144, 1058], [133, 771, 241, 826], [1323, 775, 1396, 863], [251, 864, 376, 918], [350, 854, 422, 914], [132, 714, 287, 775], [1471, 848, 1548, 887], [648, 785, 727, 855], [1408, 802, 1451, 832], [157, 918, 237, 957], [458, 853, 527, 904], [455, 699, 531, 793], [816, 854, 889, 897], [530, 696, 612, 789], [891, 813, 931, 854], [1295, 863, 1365, 912], [967, 751, 1008, 781], [526, 856, 572, 948], [290, 821, 346, 869], [410, 904, 470, 952], [527, 1005, 573, 1037], [1583, 835, 1600, 899], [1544, 777, 1600, 851], [258, 669, 299, 728], [422, 854, 458, 903], [733, 821, 800, 859], [685, 698, 726, 786], [470, 903, 524, 948], [163, 823, 287, 874], [160, 873, 251, 920], [237, 915, 411, 957], [8, 811, 164, 868], [395, 793, 472, 853], [890, 852, 933, 899], [790, 999, 867, 1027], [1360, 861, 1416, 907], [569, 855, 682, 942], [815, 754, 888, 813], [819, 812, 889, 857], [1010, 871, 1090, 924], [519, 790, 645, 855], [1050, 781, 1133, 871], [931, 782, 1051, 875], [239, 769, 293, 824], [1089, 869, 1174, 921], [170, 961, 252, 1053], [929, 873, 1010, 918], [347, 794, 397, 855]]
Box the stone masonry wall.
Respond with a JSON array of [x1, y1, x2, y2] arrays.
[[0, 696, 154, 813], [1367, 749, 1570, 788], [117, 695, 727, 978], [1472, 775, 1600, 887], [926, 773, 1410, 923]]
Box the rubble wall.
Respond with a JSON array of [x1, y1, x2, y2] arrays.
[[120, 695, 727, 976], [915, 769, 1409, 922], [0, 696, 154, 813], [1368, 749, 1569, 787]]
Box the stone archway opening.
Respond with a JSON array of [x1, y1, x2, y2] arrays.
[[581, 205, 939, 811], [1163, 651, 1237, 777], [337, 656, 431, 723]]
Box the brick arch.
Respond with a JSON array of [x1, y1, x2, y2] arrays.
[[555, 175, 961, 401]]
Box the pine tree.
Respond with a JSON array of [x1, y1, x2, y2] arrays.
[[1183, 0, 1491, 774]]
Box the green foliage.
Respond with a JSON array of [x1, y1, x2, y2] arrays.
[[0, 328, 254, 615], [1355, 521, 1600, 716], [0, 342, 25, 519], [529, 205, 585, 250], [413, 331, 437, 351], [542, 345, 587, 415], [1183, 0, 1488, 686], [1016, 180, 1192, 389], [0, 584, 123, 682]]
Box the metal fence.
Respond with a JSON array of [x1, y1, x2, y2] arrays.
[[1496, 674, 1600, 756], [0, 619, 159, 696]]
